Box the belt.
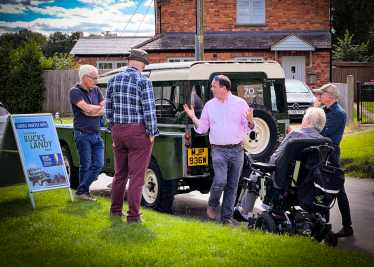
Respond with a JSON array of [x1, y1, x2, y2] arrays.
[[114, 123, 145, 126], [210, 142, 243, 149], [333, 143, 340, 147]]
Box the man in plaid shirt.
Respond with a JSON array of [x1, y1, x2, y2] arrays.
[[313, 83, 353, 237], [104, 49, 159, 223]]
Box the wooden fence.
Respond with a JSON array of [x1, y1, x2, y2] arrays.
[[42, 69, 111, 116], [332, 62, 374, 101]]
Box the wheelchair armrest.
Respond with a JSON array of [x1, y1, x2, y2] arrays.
[[252, 162, 276, 173]]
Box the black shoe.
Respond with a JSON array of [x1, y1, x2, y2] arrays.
[[233, 207, 248, 222], [336, 226, 354, 237]]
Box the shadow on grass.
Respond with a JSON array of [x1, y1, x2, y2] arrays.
[[98, 217, 157, 245], [0, 198, 34, 222]]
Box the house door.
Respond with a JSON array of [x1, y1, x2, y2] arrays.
[[282, 56, 306, 82]]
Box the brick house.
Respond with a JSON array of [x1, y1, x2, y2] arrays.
[[132, 0, 331, 89], [70, 36, 151, 70]]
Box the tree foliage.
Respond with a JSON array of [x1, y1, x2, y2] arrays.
[[0, 40, 50, 114], [0, 29, 47, 50], [333, 30, 374, 62], [46, 52, 81, 70], [42, 31, 82, 58], [332, 0, 374, 59]]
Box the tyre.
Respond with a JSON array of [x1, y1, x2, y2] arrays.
[[38, 180, 43, 186], [141, 157, 175, 213], [254, 212, 277, 233], [61, 145, 79, 189], [243, 103, 279, 162]]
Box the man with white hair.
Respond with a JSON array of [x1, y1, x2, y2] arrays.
[[313, 83, 353, 238], [69, 64, 105, 202], [234, 107, 326, 221]]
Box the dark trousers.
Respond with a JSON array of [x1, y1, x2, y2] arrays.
[[322, 145, 352, 227], [110, 124, 153, 222]]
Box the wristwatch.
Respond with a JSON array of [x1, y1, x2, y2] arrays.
[[248, 120, 254, 125]]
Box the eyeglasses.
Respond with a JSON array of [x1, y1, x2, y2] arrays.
[[318, 93, 331, 98], [214, 76, 220, 81], [85, 75, 98, 81]]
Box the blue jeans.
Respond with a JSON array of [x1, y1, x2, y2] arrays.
[[74, 131, 104, 195], [209, 146, 244, 222]]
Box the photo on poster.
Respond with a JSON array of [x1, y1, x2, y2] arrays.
[[12, 115, 70, 191]]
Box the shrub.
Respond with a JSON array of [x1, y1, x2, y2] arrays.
[[0, 40, 50, 114]]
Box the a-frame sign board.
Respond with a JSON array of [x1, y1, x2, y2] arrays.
[[0, 114, 74, 208]]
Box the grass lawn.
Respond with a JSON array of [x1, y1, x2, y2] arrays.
[[1, 186, 373, 267], [340, 130, 374, 178], [54, 116, 73, 124], [361, 101, 374, 114]]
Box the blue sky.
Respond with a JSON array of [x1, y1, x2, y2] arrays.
[[0, 0, 155, 36]]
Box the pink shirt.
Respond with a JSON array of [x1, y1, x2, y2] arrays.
[[195, 93, 256, 145]]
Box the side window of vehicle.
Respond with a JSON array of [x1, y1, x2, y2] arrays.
[[187, 85, 205, 119], [153, 86, 180, 118], [270, 83, 286, 114], [237, 83, 264, 106]]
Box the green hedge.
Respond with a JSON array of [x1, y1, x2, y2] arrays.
[[0, 40, 49, 114]]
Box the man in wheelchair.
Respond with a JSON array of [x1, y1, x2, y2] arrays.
[[234, 107, 345, 247]]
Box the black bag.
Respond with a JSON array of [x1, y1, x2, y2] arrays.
[[297, 163, 345, 213]]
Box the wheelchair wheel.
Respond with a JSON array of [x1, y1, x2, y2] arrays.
[[255, 212, 277, 233]]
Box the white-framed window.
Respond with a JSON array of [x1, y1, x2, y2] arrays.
[[237, 0, 265, 24], [234, 57, 264, 62], [96, 60, 128, 70], [167, 57, 195, 63]]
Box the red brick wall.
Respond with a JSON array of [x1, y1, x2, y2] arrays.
[[148, 51, 330, 89], [156, 0, 329, 33]]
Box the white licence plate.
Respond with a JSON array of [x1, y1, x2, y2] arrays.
[[288, 110, 305, 114]]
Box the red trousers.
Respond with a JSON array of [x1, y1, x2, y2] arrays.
[[110, 124, 153, 222]]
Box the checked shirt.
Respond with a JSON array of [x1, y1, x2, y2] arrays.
[[320, 101, 346, 145], [104, 67, 159, 136]]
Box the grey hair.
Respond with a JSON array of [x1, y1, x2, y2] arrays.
[[79, 65, 98, 81], [332, 94, 339, 101], [304, 107, 326, 132]]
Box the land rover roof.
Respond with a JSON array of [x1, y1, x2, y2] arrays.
[[97, 60, 285, 83]]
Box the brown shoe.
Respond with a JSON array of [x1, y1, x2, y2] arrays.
[[223, 219, 235, 227], [207, 204, 216, 220], [74, 193, 97, 202]]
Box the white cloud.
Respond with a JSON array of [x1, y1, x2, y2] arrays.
[[0, 4, 27, 14], [77, 0, 115, 6], [144, 0, 154, 7], [0, 0, 155, 36]]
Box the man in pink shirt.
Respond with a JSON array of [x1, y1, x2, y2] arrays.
[[183, 75, 256, 226]]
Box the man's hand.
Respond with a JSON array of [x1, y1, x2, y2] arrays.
[[183, 104, 195, 119], [243, 107, 254, 122], [149, 135, 155, 142], [314, 97, 322, 108], [183, 104, 200, 129]]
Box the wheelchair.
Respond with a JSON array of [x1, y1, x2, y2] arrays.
[[237, 138, 340, 247]]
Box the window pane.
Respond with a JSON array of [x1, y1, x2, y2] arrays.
[[116, 62, 127, 68], [252, 1, 264, 23], [99, 63, 112, 69], [238, 1, 250, 8]]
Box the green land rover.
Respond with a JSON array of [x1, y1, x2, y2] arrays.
[[56, 61, 290, 212]]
